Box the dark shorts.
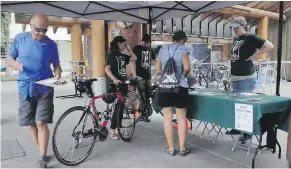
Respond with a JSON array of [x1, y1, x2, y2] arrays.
[[18, 90, 54, 126], [158, 87, 189, 109]]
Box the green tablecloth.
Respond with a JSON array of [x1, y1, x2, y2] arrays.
[[152, 89, 291, 135]]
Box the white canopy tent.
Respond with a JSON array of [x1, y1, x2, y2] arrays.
[[1, 1, 245, 23]]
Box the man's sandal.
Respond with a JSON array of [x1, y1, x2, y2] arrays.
[[180, 148, 191, 156]]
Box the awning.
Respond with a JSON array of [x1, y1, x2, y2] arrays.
[[1, 1, 285, 97], [1, 1, 246, 23]]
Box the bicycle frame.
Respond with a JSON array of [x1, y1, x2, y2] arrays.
[[90, 92, 124, 127], [86, 80, 134, 127], [132, 81, 158, 109]]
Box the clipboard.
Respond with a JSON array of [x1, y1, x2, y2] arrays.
[[35, 77, 72, 88]]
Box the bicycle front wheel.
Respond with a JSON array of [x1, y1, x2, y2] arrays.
[[117, 97, 136, 142], [52, 106, 98, 166]]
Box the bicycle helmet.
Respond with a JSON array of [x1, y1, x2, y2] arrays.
[[102, 94, 116, 104]]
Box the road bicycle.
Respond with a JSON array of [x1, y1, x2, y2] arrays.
[[52, 78, 136, 166]]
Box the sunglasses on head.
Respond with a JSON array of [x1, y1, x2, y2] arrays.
[[32, 24, 47, 33]]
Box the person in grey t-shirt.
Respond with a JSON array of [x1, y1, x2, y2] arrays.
[[155, 31, 191, 156]]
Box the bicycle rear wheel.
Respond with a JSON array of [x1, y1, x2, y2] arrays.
[[117, 97, 136, 142], [52, 106, 98, 166]]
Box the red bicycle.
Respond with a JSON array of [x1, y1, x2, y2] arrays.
[[52, 78, 136, 166]]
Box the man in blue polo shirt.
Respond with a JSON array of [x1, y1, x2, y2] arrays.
[[7, 13, 62, 168]]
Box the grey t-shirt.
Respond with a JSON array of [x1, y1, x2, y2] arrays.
[[158, 43, 189, 88]]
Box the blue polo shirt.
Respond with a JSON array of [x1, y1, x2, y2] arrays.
[[8, 32, 60, 98]]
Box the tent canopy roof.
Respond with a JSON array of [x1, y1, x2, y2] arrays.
[[1, 1, 245, 23]]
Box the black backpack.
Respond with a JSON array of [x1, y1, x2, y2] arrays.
[[158, 45, 181, 94]]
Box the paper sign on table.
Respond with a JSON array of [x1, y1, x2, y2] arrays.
[[235, 103, 253, 133], [200, 92, 221, 96], [189, 91, 199, 95]]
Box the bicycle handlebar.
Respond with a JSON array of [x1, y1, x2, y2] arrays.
[[118, 76, 144, 85]]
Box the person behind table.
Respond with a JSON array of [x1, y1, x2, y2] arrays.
[[226, 16, 274, 141], [132, 34, 156, 122], [155, 30, 191, 156], [105, 36, 137, 140], [7, 13, 62, 168]]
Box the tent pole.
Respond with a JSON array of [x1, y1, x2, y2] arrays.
[[276, 1, 284, 96], [149, 7, 152, 47], [104, 20, 108, 55]]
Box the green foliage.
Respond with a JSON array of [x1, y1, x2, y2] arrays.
[[1, 12, 11, 53]]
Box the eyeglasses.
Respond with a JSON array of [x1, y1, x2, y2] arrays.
[[31, 24, 47, 33]]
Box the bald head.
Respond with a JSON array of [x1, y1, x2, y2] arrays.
[[30, 13, 48, 25], [30, 13, 48, 39]]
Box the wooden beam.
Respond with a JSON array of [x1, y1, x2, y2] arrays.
[[283, 2, 291, 13], [15, 14, 91, 28], [268, 2, 283, 13], [261, 1, 278, 10], [258, 16, 268, 60], [245, 1, 261, 8], [253, 1, 270, 9], [71, 24, 83, 74], [217, 5, 286, 21], [151, 35, 232, 44], [108, 21, 115, 48], [284, 6, 291, 14], [274, 1, 291, 13], [91, 20, 106, 77]]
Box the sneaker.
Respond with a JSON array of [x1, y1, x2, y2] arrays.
[[37, 159, 48, 168]]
